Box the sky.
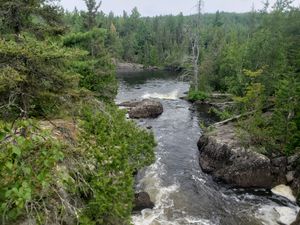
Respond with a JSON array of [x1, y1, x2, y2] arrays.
[[59, 0, 300, 16]]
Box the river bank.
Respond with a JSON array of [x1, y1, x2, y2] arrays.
[[116, 62, 160, 73], [193, 95, 300, 194], [116, 61, 184, 73]]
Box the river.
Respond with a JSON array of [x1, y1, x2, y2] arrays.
[[116, 71, 299, 225]]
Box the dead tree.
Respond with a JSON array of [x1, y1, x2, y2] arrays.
[[191, 0, 202, 92]]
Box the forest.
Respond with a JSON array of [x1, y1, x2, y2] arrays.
[[0, 0, 299, 224]]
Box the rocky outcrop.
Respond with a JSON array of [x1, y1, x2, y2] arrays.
[[133, 192, 154, 211], [198, 122, 300, 194], [198, 123, 273, 188], [119, 99, 163, 119]]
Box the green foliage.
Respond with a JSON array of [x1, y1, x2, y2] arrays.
[[77, 103, 155, 224], [209, 108, 232, 120], [0, 1, 155, 224], [270, 76, 300, 155], [0, 120, 65, 224], [234, 69, 271, 150], [0, 103, 156, 224], [82, 0, 102, 30], [0, 36, 84, 118], [187, 90, 209, 102], [0, 0, 65, 37], [63, 29, 118, 102]]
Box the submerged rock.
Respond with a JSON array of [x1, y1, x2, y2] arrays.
[[120, 99, 163, 119], [133, 192, 155, 211], [197, 123, 273, 188]]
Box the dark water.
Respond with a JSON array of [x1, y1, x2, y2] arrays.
[[116, 71, 298, 225]]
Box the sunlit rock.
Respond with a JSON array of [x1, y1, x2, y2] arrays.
[[271, 184, 296, 202]]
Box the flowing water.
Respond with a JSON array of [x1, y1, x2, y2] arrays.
[[116, 71, 299, 225]]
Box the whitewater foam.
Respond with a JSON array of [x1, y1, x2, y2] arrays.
[[142, 90, 179, 100], [256, 205, 299, 225]]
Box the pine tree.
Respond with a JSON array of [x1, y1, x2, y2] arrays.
[[0, 0, 81, 118], [0, 0, 65, 39], [82, 0, 102, 30]]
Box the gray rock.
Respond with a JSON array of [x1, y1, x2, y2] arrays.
[[287, 165, 294, 171], [133, 192, 154, 211], [288, 153, 300, 166], [271, 156, 287, 167], [118, 100, 141, 108], [292, 170, 300, 199], [198, 123, 273, 188], [128, 99, 163, 119], [287, 171, 296, 183]]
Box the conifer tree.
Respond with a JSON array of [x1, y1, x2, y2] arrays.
[[0, 0, 80, 118]]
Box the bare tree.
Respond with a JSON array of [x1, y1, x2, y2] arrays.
[[191, 0, 202, 92]]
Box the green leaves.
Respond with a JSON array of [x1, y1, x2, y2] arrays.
[[0, 120, 66, 223], [0, 35, 86, 118], [78, 104, 155, 224], [187, 90, 209, 102]]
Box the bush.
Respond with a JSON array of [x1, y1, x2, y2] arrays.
[[0, 120, 67, 224], [0, 36, 84, 119], [187, 90, 209, 102], [0, 103, 156, 225], [78, 103, 155, 224], [209, 107, 232, 121]]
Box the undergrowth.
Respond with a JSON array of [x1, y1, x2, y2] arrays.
[[0, 103, 156, 225]]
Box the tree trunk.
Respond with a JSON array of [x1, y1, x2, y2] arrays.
[[192, 40, 200, 91]]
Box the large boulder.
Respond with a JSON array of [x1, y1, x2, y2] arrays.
[[133, 192, 155, 211], [120, 99, 163, 119], [198, 123, 273, 188]]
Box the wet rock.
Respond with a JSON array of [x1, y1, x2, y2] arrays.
[[133, 192, 154, 211], [271, 184, 296, 202], [128, 99, 163, 119], [146, 126, 152, 130], [198, 123, 273, 188]]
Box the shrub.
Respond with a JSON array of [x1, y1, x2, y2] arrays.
[[187, 90, 209, 102]]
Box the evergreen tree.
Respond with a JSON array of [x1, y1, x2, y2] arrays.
[[82, 0, 102, 30], [0, 0, 79, 118], [0, 0, 65, 39]]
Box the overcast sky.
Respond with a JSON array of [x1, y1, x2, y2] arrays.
[[59, 0, 300, 16]]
